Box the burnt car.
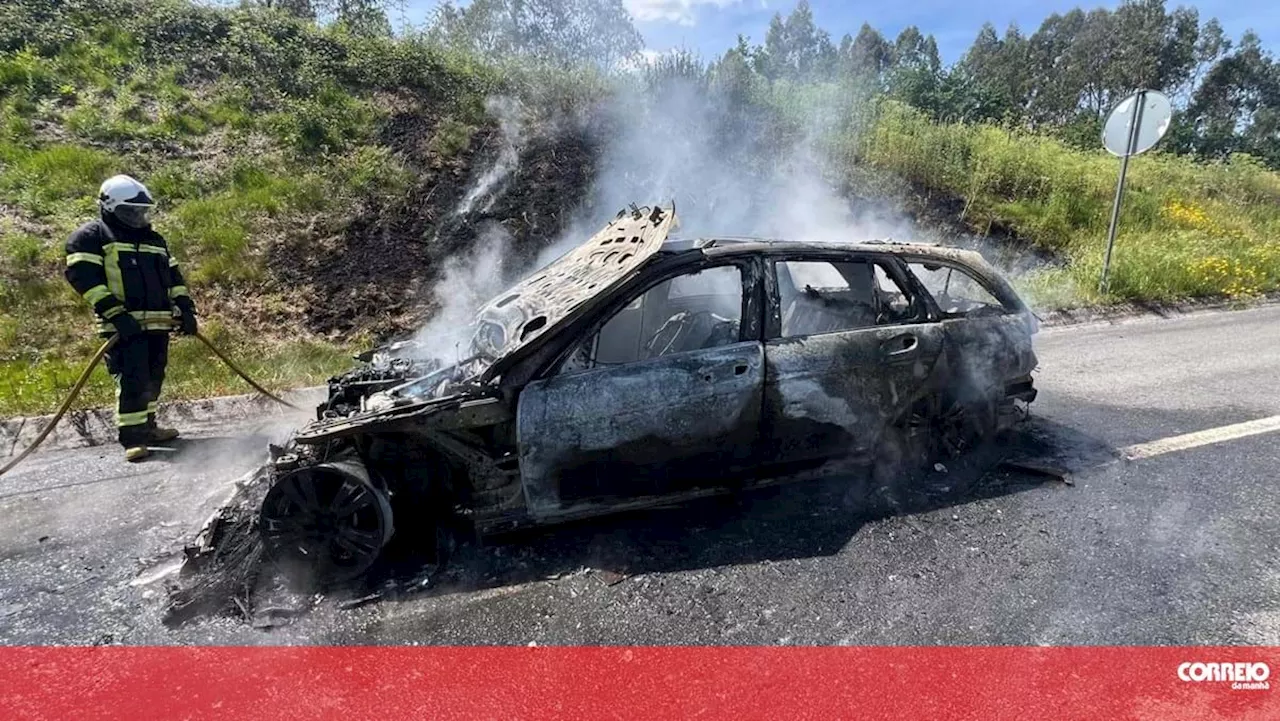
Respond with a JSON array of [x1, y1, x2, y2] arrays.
[[246, 206, 1038, 583]]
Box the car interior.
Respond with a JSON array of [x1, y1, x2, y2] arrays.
[[906, 262, 1008, 317], [776, 260, 913, 337], [586, 265, 745, 367]]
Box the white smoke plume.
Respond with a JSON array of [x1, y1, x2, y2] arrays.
[[411, 224, 512, 363], [457, 96, 526, 216], [408, 96, 526, 363], [538, 73, 921, 266], [412, 69, 929, 359]]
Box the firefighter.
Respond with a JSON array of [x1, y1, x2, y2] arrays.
[[64, 175, 199, 462]]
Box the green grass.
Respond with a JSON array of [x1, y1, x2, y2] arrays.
[[0, 325, 355, 417], [427, 117, 477, 160], [158, 159, 330, 284], [857, 102, 1280, 307], [0, 142, 119, 217]]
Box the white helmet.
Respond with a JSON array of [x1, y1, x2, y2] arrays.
[[98, 174, 155, 228]]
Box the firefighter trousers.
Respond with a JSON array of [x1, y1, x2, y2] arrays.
[[104, 331, 169, 447]]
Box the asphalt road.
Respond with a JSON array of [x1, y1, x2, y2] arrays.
[[2, 304, 1278, 645]]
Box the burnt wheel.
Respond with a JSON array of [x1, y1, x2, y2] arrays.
[[259, 461, 394, 585], [858, 391, 997, 516], [898, 391, 996, 463]]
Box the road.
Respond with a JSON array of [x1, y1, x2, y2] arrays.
[[1, 304, 1278, 645]]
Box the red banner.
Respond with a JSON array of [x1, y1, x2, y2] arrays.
[[0, 646, 1275, 720]]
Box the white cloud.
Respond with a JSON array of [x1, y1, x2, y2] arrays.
[[624, 0, 742, 26]]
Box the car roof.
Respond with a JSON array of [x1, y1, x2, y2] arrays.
[[658, 236, 1027, 314], [661, 236, 974, 261]]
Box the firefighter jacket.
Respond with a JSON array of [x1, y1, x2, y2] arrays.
[[64, 212, 195, 334]]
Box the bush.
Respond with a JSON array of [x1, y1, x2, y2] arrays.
[[265, 84, 376, 153], [860, 102, 1280, 305]]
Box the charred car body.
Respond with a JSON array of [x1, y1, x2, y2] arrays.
[[244, 206, 1039, 583]]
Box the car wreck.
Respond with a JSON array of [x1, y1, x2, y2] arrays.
[[172, 205, 1038, 613]]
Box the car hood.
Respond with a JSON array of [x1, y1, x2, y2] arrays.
[[291, 206, 677, 442], [467, 205, 677, 379]]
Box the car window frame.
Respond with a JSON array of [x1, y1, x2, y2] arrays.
[[763, 252, 927, 341], [547, 256, 764, 376], [899, 257, 1017, 320]]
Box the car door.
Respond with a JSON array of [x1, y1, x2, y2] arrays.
[[902, 259, 1038, 397], [761, 254, 946, 465], [516, 261, 764, 517]]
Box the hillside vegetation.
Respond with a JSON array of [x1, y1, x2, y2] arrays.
[[2, 0, 1279, 415], [858, 103, 1280, 306]]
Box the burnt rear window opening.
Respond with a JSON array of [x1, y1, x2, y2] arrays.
[[906, 261, 1010, 317], [774, 259, 917, 337]]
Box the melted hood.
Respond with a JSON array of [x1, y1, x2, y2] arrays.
[[466, 205, 677, 377]]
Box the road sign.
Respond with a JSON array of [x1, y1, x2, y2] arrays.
[[1103, 90, 1172, 157], [1098, 90, 1173, 294]]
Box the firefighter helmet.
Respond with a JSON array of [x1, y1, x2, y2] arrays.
[[98, 174, 155, 228]]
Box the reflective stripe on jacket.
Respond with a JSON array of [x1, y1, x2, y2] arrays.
[[64, 215, 194, 334]]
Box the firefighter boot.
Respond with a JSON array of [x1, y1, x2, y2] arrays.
[[149, 426, 180, 443]]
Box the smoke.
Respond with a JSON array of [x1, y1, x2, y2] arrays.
[[457, 97, 527, 216], [410, 64, 929, 361], [537, 70, 920, 266], [411, 225, 512, 363], [407, 97, 526, 363]]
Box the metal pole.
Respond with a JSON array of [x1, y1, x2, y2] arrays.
[[1099, 91, 1146, 295]]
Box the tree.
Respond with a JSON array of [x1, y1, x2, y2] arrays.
[[1177, 16, 1231, 105], [1107, 0, 1198, 97], [1181, 31, 1280, 163], [427, 0, 642, 70], [242, 0, 316, 21], [956, 22, 1030, 121], [325, 0, 392, 36], [1157, 6, 1200, 98], [758, 1, 837, 82], [1025, 10, 1089, 125], [842, 23, 893, 86], [887, 26, 942, 111]]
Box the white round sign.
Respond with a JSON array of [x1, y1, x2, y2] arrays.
[[1103, 90, 1172, 157]]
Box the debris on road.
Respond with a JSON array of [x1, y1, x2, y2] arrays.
[[250, 605, 307, 630], [339, 592, 383, 611], [998, 459, 1074, 486], [595, 569, 630, 587]]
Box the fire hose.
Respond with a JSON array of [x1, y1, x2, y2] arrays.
[[0, 331, 301, 478]]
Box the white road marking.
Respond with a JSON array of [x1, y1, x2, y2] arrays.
[[1120, 415, 1280, 460]]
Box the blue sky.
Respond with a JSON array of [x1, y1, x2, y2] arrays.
[[408, 0, 1278, 65]]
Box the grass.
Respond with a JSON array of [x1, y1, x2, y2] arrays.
[[0, 143, 118, 217], [857, 102, 1280, 307], [0, 325, 354, 417], [159, 159, 331, 284]]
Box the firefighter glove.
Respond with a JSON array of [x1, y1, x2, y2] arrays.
[[110, 313, 143, 339], [178, 307, 198, 336]]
